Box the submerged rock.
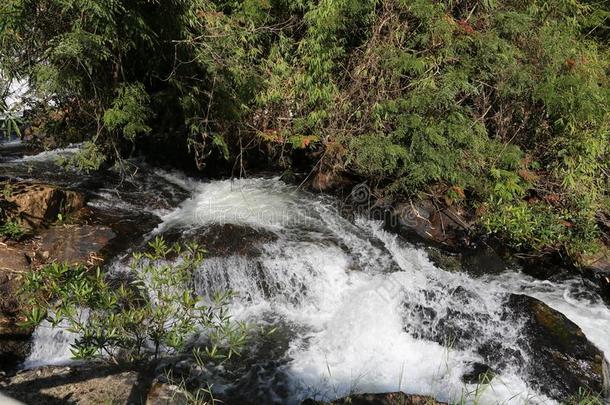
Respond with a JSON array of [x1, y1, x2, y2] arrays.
[[302, 392, 446, 405], [461, 362, 495, 384], [506, 294, 608, 400], [36, 224, 115, 266]]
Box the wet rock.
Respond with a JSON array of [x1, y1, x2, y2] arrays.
[[392, 199, 472, 248], [311, 170, 351, 192], [302, 392, 447, 405], [0, 141, 41, 163], [461, 362, 494, 384], [0, 364, 145, 405], [425, 248, 463, 273], [36, 224, 115, 266], [506, 294, 608, 400], [72, 206, 162, 261], [579, 245, 610, 299], [461, 247, 508, 277], [0, 244, 33, 370], [168, 224, 277, 258], [3, 182, 85, 229]]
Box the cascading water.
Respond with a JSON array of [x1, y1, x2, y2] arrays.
[[150, 176, 608, 404], [7, 147, 609, 404], [23, 320, 79, 370]]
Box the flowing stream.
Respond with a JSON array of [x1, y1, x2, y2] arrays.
[[2, 144, 610, 404]]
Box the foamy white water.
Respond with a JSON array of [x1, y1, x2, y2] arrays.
[[25, 175, 610, 404], [23, 321, 78, 369], [155, 177, 314, 233], [15, 143, 81, 162], [155, 177, 609, 404]]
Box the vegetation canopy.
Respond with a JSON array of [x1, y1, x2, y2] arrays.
[[1, 0, 609, 258]]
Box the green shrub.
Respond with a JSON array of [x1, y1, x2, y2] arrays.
[[20, 237, 247, 364], [2, 0, 609, 255], [0, 219, 24, 240]]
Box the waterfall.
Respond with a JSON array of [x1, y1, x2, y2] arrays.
[[23, 174, 610, 404]]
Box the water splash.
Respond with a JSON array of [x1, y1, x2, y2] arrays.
[[22, 321, 78, 369]]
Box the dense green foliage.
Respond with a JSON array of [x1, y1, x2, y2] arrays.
[[1, 0, 609, 257], [0, 219, 25, 239], [20, 237, 247, 364]]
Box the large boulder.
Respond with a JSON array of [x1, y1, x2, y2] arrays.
[[302, 392, 446, 405], [507, 294, 608, 400], [402, 291, 608, 402], [3, 182, 85, 229]]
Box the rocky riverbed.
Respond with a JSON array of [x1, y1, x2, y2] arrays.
[[0, 142, 609, 404]]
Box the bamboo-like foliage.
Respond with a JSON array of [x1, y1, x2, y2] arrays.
[[0, 0, 608, 254]]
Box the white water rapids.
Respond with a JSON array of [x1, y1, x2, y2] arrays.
[[21, 173, 610, 404]]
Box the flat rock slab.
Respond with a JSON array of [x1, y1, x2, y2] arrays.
[[37, 225, 116, 266], [0, 365, 144, 405], [0, 245, 30, 274]]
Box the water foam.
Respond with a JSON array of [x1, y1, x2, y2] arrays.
[[154, 177, 310, 233], [16, 143, 82, 162]]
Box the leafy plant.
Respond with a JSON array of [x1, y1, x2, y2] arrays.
[[20, 237, 247, 364], [0, 219, 24, 239]]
